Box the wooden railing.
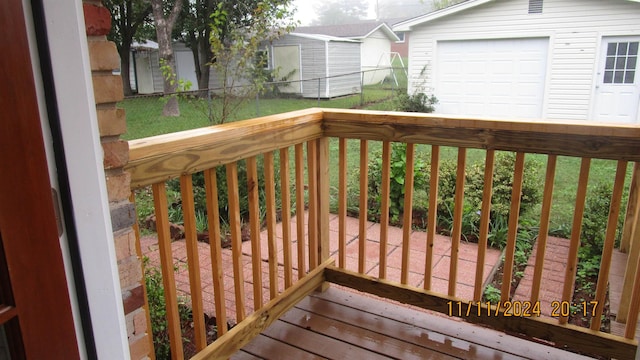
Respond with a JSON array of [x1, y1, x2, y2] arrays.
[[127, 108, 640, 359]]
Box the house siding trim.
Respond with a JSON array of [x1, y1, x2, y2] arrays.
[[401, 0, 640, 121]]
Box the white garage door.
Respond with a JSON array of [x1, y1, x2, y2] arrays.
[[435, 38, 549, 119]]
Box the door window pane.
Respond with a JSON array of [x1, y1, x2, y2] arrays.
[[625, 71, 636, 84], [603, 42, 639, 84]]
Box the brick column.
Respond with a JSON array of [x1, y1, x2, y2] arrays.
[[83, 2, 153, 359]]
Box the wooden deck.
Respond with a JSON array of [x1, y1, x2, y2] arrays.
[[233, 287, 595, 360]]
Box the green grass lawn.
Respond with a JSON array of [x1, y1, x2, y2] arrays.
[[121, 87, 395, 140]]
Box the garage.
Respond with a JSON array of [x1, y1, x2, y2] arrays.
[[434, 38, 549, 119]]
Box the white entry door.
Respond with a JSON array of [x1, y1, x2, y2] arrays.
[[272, 45, 301, 94], [594, 38, 640, 124]]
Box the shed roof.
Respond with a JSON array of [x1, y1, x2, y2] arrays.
[[295, 21, 400, 41], [287, 32, 361, 43]]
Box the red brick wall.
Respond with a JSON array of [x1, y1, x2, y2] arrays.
[[83, 1, 153, 358]]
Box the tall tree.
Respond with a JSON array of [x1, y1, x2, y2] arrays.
[[174, 0, 296, 93], [105, 0, 153, 96], [312, 0, 369, 25], [150, 0, 184, 116], [208, 1, 297, 123], [173, 0, 215, 91]]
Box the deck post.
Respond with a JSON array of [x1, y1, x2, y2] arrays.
[[317, 137, 331, 291]]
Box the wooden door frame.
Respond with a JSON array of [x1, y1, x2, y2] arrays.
[[0, 0, 81, 358]]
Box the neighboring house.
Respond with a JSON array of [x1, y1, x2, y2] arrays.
[[296, 22, 400, 85], [129, 41, 199, 94], [394, 0, 640, 123], [262, 33, 362, 98], [390, 30, 409, 58]]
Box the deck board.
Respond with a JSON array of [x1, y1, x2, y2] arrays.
[[238, 334, 324, 360], [240, 287, 596, 360]]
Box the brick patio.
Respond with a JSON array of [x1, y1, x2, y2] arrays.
[[140, 213, 501, 325]]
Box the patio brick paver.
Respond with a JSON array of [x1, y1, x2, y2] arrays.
[[140, 213, 501, 325]]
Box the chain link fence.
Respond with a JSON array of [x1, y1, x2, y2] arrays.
[[120, 68, 408, 139]]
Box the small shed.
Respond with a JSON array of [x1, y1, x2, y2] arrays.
[[129, 41, 163, 94], [129, 41, 199, 94], [296, 22, 400, 85], [264, 33, 362, 98], [394, 0, 640, 123]]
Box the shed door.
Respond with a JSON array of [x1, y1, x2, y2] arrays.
[[594, 38, 640, 124], [272, 45, 301, 94], [176, 50, 199, 90], [435, 38, 549, 119]]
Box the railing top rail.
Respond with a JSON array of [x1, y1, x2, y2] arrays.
[[322, 109, 640, 161], [126, 108, 640, 188], [126, 108, 323, 189]]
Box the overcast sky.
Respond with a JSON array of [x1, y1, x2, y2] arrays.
[[293, 0, 375, 25], [292, 0, 433, 25]]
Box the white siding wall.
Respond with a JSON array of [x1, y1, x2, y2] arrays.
[[328, 42, 362, 97], [408, 0, 640, 120], [362, 29, 393, 85]]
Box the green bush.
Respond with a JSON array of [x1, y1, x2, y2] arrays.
[[144, 258, 192, 360], [367, 143, 428, 222], [165, 156, 280, 229], [365, 148, 542, 248], [394, 90, 438, 113], [576, 181, 625, 281]]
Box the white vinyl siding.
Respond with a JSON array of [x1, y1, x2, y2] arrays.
[[328, 42, 362, 97], [361, 29, 393, 85], [407, 0, 640, 121]]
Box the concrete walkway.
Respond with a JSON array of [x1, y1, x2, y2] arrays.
[[140, 213, 501, 324]]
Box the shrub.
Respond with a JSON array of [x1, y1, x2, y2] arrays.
[[394, 90, 438, 113], [367, 143, 428, 222], [165, 156, 280, 229], [365, 148, 543, 247], [144, 258, 192, 360]]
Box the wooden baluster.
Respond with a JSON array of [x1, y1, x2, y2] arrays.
[[424, 145, 440, 290], [591, 160, 627, 330], [379, 141, 391, 279], [620, 162, 640, 253], [474, 149, 495, 301], [530, 155, 557, 304], [500, 152, 525, 302], [129, 192, 156, 354], [226, 162, 246, 322], [264, 152, 279, 299], [204, 168, 227, 336], [449, 148, 467, 297], [179, 175, 206, 351], [401, 143, 416, 285], [295, 143, 306, 278], [619, 163, 640, 322], [246, 157, 263, 310], [280, 148, 293, 289], [625, 247, 640, 338], [317, 138, 331, 279], [151, 182, 184, 357], [338, 138, 348, 269], [307, 141, 319, 269], [560, 158, 590, 325], [359, 139, 369, 273]]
